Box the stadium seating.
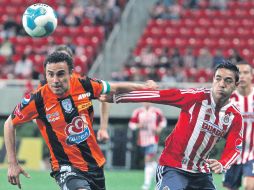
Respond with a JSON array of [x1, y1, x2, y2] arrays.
[[129, 1, 254, 82], [0, 0, 127, 79]]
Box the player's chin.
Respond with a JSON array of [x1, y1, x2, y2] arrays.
[[52, 88, 64, 95]]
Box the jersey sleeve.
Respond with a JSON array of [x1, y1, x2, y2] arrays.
[[89, 78, 110, 98], [157, 109, 167, 128], [128, 109, 139, 130], [11, 93, 39, 126], [115, 88, 205, 108], [219, 114, 243, 170]]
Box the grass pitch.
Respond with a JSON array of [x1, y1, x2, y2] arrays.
[[0, 169, 242, 190]]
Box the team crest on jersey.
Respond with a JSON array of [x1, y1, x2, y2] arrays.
[[65, 116, 90, 145], [61, 98, 73, 113], [221, 113, 232, 125]]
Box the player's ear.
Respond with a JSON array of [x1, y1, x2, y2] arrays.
[[235, 81, 240, 87]]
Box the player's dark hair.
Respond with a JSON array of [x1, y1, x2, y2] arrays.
[[54, 45, 73, 58], [44, 51, 74, 74], [215, 60, 240, 82], [236, 60, 253, 68]]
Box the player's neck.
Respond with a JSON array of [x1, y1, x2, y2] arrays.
[[237, 86, 252, 96]]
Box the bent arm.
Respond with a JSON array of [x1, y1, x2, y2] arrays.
[[4, 116, 30, 189], [97, 102, 110, 142], [219, 117, 243, 171]]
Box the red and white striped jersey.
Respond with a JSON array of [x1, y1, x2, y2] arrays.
[[129, 106, 167, 147], [230, 87, 254, 164], [115, 88, 243, 173]]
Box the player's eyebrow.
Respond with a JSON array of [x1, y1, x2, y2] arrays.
[[47, 69, 65, 73]]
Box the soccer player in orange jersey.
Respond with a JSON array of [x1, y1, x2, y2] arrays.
[[4, 51, 157, 190]]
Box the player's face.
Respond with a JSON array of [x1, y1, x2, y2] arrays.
[[237, 64, 253, 88], [45, 62, 71, 96], [212, 68, 238, 104]]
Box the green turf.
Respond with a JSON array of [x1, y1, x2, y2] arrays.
[[0, 169, 243, 190]]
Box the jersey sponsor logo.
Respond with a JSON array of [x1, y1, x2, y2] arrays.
[[77, 102, 92, 112], [14, 104, 24, 119], [201, 120, 225, 137], [46, 112, 60, 123], [60, 171, 77, 184], [45, 104, 56, 112], [65, 116, 90, 145], [78, 92, 91, 100], [77, 92, 91, 100], [61, 98, 73, 113], [21, 94, 31, 106], [242, 112, 254, 121], [235, 138, 242, 152]]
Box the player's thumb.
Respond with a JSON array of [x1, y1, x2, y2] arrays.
[[21, 170, 31, 178]]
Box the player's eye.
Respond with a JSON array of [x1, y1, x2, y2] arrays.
[[215, 77, 221, 81], [56, 71, 65, 77], [224, 79, 233, 84], [47, 72, 55, 78]]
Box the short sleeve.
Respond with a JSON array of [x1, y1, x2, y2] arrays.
[[11, 93, 38, 126]]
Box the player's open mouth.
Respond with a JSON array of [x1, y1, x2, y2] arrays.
[[52, 86, 62, 90]]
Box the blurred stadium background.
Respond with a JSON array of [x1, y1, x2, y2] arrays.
[[0, 0, 251, 189]]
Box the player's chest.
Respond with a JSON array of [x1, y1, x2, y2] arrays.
[[197, 104, 233, 137], [44, 94, 92, 124]]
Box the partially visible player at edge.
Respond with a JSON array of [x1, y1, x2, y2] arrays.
[[101, 60, 243, 190], [4, 51, 158, 190], [223, 61, 254, 190]]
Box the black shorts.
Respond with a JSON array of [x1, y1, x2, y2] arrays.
[[52, 165, 105, 190], [223, 160, 254, 189], [156, 165, 216, 190]]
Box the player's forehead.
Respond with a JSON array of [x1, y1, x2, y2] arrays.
[[45, 61, 69, 73], [215, 68, 235, 80], [237, 64, 252, 72]]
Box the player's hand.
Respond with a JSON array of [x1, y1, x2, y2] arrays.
[[206, 159, 223, 174], [99, 94, 113, 102], [7, 162, 30, 189], [144, 80, 159, 90], [97, 128, 110, 143]]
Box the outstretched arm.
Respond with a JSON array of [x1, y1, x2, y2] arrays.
[[109, 80, 158, 94], [4, 116, 30, 189]]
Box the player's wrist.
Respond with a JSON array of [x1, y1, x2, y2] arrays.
[[7, 161, 19, 165]]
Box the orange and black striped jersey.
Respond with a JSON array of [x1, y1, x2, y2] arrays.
[[11, 76, 111, 172]]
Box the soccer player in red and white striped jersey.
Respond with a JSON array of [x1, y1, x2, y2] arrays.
[[129, 103, 167, 190], [223, 61, 254, 190], [106, 60, 243, 190]]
